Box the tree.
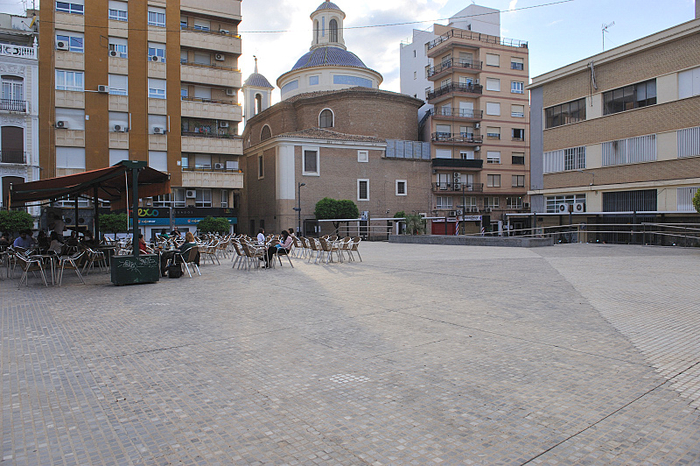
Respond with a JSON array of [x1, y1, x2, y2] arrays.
[[314, 197, 359, 232], [197, 216, 231, 235], [393, 211, 406, 218], [99, 213, 128, 234], [694, 189, 700, 214], [404, 213, 426, 235], [0, 210, 33, 235]]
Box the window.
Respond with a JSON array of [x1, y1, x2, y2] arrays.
[[221, 190, 229, 208], [148, 78, 166, 99], [109, 38, 127, 58], [435, 149, 452, 159], [180, 18, 188, 29], [486, 126, 500, 139], [602, 134, 656, 166], [148, 43, 166, 62], [109, 149, 128, 166], [485, 196, 500, 209], [193, 19, 210, 31], [173, 189, 186, 207], [603, 79, 656, 115], [436, 196, 453, 209], [319, 109, 333, 128], [358, 179, 369, 201], [512, 153, 525, 165], [195, 189, 212, 208], [309, 75, 319, 86], [511, 104, 525, 118], [486, 102, 500, 116], [56, 147, 85, 169], [677, 187, 699, 211], [486, 78, 500, 92], [564, 146, 586, 170], [512, 128, 525, 141], [602, 190, 656, 212], [545, 98, 586, 128], [678, 126, 700, 158], [180, 155, 189, 169], [55, 108, 85, 130], [56, 1, 83, 15], [257, 154, 264, 178], [413, 71, 417, 80], [396, 180, 407, 196], [108, 1, 127, 21], [512, 175, 525, 187], [679, 66, 700, 99], [486, 151, 501, 164], [55, 70, 84, 91], [260, 125, 271, 140], [487, 174, 501, 188], [357, 150, 368, 162], [303, 148, 319, 175], [485, 53, 500, 67], [148, 7, 166, 27], [152, 194, 172, 207], [149, 151, 167, 172], [108, 74, 127, 95], [1, 77, 24, 111], [511, 81, 524, 94], [546, 194, 586, 213], [460, 150, 474, 160], [511, 57, 524, 70], [329, 19, 338, 42], [56, 32, 83, 53], [507, 197, 523, 209]]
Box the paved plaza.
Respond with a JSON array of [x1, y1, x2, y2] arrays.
[[2, 242, 700, 465]]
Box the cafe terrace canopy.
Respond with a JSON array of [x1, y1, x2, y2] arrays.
[[9, 161, 170, 210]]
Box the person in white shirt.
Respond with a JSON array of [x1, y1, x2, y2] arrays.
[[256, 228, 265, 245], [51, 214, 65, 236]]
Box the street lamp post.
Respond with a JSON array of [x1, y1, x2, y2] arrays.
[[294, 182, 306, 235]]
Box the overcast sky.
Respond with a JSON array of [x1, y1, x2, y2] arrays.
[[1, 0, 695, 104]]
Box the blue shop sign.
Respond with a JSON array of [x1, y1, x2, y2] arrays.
[[133, 217, 238, 226]]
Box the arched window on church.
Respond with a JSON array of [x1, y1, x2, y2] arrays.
[[319, 109, 334, 128], [314, 20, 320, 43], [329, 19, 338, 43], [260, 125, 271, 141], [254, 93, 262, 115]]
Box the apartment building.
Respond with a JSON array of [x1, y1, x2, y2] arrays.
[[528, 17, 700, 239], [0, 12, 38, 216], [422, 23, 530, 234], [38, 0, 243, 236]]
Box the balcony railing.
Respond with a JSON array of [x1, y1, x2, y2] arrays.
[[1, 150, 26, 164], [181, 131, 238, 139], [181, 96, 236, 105], [180, 60, 238, 72], [180, 25, 240, 39], [427, 29, 528, 51], [0, 42, 36, 59], [182, 166, 241, 172], [428, 59, 483, 78], [427, 83, 483, 101], [0, 99, 27, 112], [431, 132, 483, 144], [433, 182, 484, 192], [429, 108, 483, 120]]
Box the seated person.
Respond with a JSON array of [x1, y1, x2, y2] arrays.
[[82, 230, 98, 248], [37, 230, 50, 251], [162, 232, 197, 276], [138, 234, 153, 254], [13, 230, 36, 250], [264, 230, 293, 268], [48, 231, 65, 255]]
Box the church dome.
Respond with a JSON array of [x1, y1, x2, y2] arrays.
[[291, 46, 368, 72], [244, 72, 274, 89], [314, 1, 344, 14]]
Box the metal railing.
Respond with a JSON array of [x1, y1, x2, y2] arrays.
[[182, 166, 241, 173], [181, 131, 239, 139], [427, 29, 528, 51], [433, 182, 484, 192], [181, 96, 239, 105], [427, 83, 483, 101], [180, 61, 238, 72], [432, 132, 483, 144], [427, 59, 483, 77], [429, 108, 483, 119], [180, 25, 240, 38], [0, 43, 36, 59], [0, 150, 26, 164], [0, 99, 27, 112]]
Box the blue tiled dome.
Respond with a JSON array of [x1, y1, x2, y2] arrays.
[[315, 1, 343, 13], [244, 72, 274, 89], [291, 46, 367, 71]]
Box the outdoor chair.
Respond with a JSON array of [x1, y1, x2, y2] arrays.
[[231, 241, 247, 269], [318, 237, 342, 264], [306, 238, 323, 263], [272, 243, 294, 268], [349, 236, 362, 262], [240, 242, 264, 270], [199, 243, 220, 265], [58, 251, 86, 286], [176, 246, 201, 277], [16, 253, 48, 288]]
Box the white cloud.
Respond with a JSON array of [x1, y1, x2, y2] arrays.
[[508, 0, 518, 11]]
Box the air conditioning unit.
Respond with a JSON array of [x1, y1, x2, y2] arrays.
[[474, 146, 480, 151], [214, 163, 224, 169], [109, 50, 118, 57], [153, 126, 166, 134], [56, 41, 69, 51], [55, 120, 67, 129], [113, 124, 126, 132], [185, 189, 196, 199], [558, 203, 569, 213], [483, 207, 492, 213], [470, 206, 479, 213], [448, 211, 457, 217], [144, 197, 153, 206], [456, 209, 463, 216], [214, 53, 225, 61], [574, 202, 585, 213], [219, 121, 229, 128], [453, 183, 461, 190], [225, 88, 236, 96], [524, 202, 530, 210], [219, 29, 230, 34], [97, 85, 108, 93], [151, 55, 163, 62], [474, 123, 480, 129]]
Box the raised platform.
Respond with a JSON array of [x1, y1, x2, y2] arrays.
[[389, 234, 553, 247]]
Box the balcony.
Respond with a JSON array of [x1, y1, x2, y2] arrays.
[[427, 83, 483, 102], [0, 43, 36, 60], [181, 0, 241, 21], [181, 97, 242, 121], [0, 99, 27, 113], [109, 95, 128, 112], [427, 29, 528, 56], [427, 59, 482, 79], [0, 150, 26, 164], [431, 158, 484, 170], [108, 132, 129, 149], [181, 168, 243, 189], [55, 50, 84, 70], [55, 129, 85, 147], [431, 132, 483, 145], [181, 62, 241, 88], [181, 134, 242, 155], [432, 182, 484, 193], [55, 90, 84, 109], [54, 12, 84, 32], [429, 108, 482, 122], [180, 29, 241, 55]]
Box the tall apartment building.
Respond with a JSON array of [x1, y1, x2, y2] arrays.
[[422, 23, 530, 234], [38, 0, 242, 236], [528, 17, 700, 239], [0, 12, 39, 216]]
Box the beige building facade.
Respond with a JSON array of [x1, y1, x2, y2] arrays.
[[528, 18, 700, 236], [423, 23, 530, 233], [38, 0, 243, 235]]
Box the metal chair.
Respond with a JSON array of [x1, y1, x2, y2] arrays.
[[58, 251, 86, 285], [176, 246, 201, 277], [16, 253, 48, 288]]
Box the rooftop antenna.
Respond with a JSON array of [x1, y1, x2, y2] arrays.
[[602, 21, 615, 51]]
